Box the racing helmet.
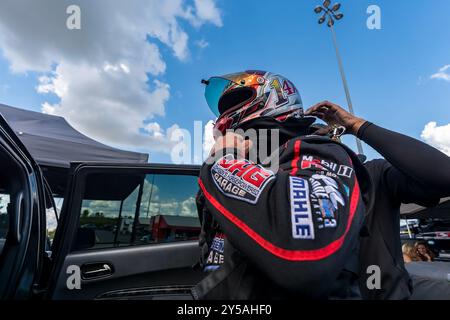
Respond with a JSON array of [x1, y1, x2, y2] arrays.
[[202, 70, 304, 134]]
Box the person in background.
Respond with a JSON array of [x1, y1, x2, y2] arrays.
[[402, 243, 419, 263], [415, 241, 435, 262]]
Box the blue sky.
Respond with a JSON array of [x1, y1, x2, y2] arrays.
[[0, 0, 449, 163]]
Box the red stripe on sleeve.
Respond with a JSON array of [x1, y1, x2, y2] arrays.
[[290, 140, 302, 175]]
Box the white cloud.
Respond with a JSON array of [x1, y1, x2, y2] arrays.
[[46, 209, 58, 232], [38, 62, 176, 153], [145, 122, 164, 138], [147, 196, 197, 218], [421, 122, 450, 156], [186, 0, 223, 28], [194, 0, 223, 27], [0, 0, 222, 155], [80, 176, 198, 220], [430, 65, 450, 82], [195, 38, 210, 49]]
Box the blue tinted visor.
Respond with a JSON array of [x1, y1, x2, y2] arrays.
[[204, 77, 237, 117]]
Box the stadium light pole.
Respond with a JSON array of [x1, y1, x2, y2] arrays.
[[314, 1, 364, 155]]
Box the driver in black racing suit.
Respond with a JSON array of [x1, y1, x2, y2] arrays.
[[193, 70, 373, 299], [194, 70, 450, 300]]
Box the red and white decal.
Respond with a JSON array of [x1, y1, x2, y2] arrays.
[[300, 155, 354, 178], [282, 80, 296, 96], [211, 154, 275, 204]]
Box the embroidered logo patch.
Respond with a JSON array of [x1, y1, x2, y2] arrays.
[[309, 174, 345, 229], [204, 233, 225, 272], [300, 155, 354, 178], [289, 174, 346, 239], [211, 154, 275, 204], [289, 176, 315, 240]]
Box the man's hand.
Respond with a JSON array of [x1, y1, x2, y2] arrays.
[[305, 101, 367, 136], [210, 132, 253, 158]]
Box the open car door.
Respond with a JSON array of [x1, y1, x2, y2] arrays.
[[0, 114, 46, 299], [48, 162, 204, 300]]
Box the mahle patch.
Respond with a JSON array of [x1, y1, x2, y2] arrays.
[[289, 176, 315, 240]]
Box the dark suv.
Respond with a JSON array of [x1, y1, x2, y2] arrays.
[[0, 115, 205, 299]]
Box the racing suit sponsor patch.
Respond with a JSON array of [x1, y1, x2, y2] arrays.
[[309, 174, 345, 229], [289, 176, 315, 240], [211, 154, 275, 204], [301, 155, 354, 178], [204, 232, 225, 272], [289, 174, 346, 240]]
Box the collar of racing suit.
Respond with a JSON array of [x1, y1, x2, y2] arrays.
[[235, 116, 317, 144], [235, 116, 317, 165]]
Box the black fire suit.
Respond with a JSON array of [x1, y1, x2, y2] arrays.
[[193, 120, 373, 299], [356, 122, 450, 299], [194, 119, 450, 300]]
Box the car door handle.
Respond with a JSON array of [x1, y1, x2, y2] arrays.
[[81, 263, 114, 279]]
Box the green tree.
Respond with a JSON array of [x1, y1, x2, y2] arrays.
[[81, 209, 90, 218]]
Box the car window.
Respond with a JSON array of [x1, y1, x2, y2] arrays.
[[0, 194, 11, 254], [74, 173, 200, 251], [46, 197, 63, 243]]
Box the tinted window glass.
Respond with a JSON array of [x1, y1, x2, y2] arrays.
[[74, 173, 199, 251], [0, 194, 11, 254]]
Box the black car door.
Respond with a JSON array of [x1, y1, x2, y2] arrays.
[[0, 114, 46, 299], [48, 162, 205, 300]]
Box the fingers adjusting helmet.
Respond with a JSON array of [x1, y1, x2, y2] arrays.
[[202, 70, 304, 134]]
